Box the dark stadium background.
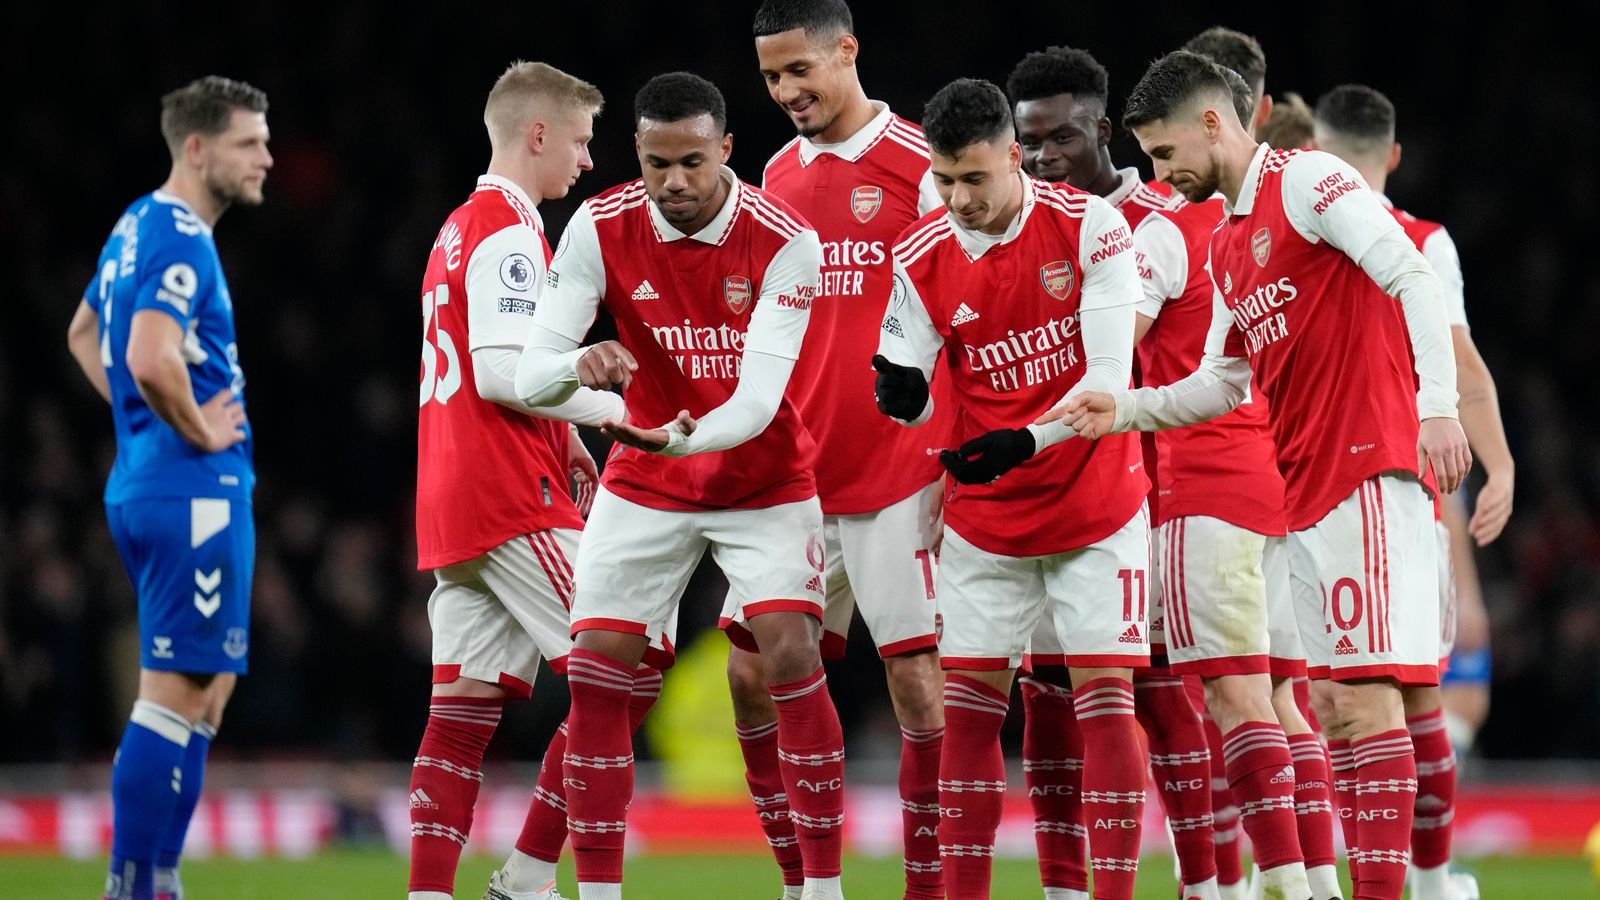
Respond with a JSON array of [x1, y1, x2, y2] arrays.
[[2, 2, 1596, 773]]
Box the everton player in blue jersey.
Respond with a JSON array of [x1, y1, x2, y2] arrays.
[[66, 76, 271, 900]]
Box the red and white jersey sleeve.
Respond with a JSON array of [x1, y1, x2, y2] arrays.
[[1387, 202, 1468, 329], [1133, 199, 1286, 534], [416, 176, 582, 570], [543, 170, 821, 512], [763, 104, 952, 514], [882, 176, 1148, 557]]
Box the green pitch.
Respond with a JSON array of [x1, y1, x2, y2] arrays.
[[3, 851, 1592, 898]]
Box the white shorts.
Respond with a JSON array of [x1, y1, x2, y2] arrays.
[[943, 506, 1151, 671], [429, 530, 581, 697], [1288, 475, 1439, 686], [1159, 516, 1272, 678], [746, 480, 940, 661], [574, 488, 825, 661], [1263, 536, 1307, 677], [1436, 520, 1457, 661]]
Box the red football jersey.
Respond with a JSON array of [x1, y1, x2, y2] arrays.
[[1210, 148, 1423, 531], [1134, 196, 1287, 534], [416, 176, 581, 570], [882, 176, 1148, 557], [1386, 200, 1468, 328], [540, 169, 820, 511], [763, 104, 952, 514]]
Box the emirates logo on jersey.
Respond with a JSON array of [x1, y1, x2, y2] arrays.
[[850, 185, 883, 223], [1251, 226, 1272, 268], [1040, 260, 1075, 301], [724, 275, 753, 315]]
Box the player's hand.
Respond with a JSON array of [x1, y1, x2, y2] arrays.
[[567, 426, 599, 518], [871, 354, 929, 421], [1418, 417, 1472, 495], [1469, 470, 1513, 546], [601, 410, 696, 454], [199, 388, 247, 453], [577, 341, 638, 391], [1040, 391, 1116, 440], [939, 428, 1037, 485]]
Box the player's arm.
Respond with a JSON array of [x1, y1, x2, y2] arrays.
[[602, 231, 823, 456], [125, 310, 244, 452], [66, 300, 110, 402], [1284, 151, 1470, 492], [872, 258, 944, 426], [1130, 213, 1189, 345]]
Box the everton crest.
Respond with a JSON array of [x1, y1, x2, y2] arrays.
[[1251, 227, 1272, 267], [724, 275, 752, 315], [850, 185, 883, 223], [1040, 260, 1075, 301]]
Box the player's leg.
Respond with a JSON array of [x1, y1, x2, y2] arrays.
[[1298, 476, 1440, 900], [1188, 675, 1247, 900], [564, 490, 704, 900], [835, 483, 945, 900], [1438, 490, 1489, 754], [155, 671, 234, 900], [1020, 639, 1090, 897], [1053, 506, 1154, 900], [931, 528, 1043, 900], [103, 497, 251, 900], [727, 643, 804, 899]]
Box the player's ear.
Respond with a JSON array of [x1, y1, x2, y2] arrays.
[[837, 33, 859, 67], [1096, 115, 1113, 149], [183, 132, 207, 168], [526, 119, 547, 155], [1387, 142, 1402, 175], [1252, 94, 1274, 137], [1008, 140, 1022, 173], [720, 132, 733, 164]]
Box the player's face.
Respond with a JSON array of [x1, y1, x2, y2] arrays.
[[1133, 116, 1218, 204], [201, 109, 272, 206], [755, 27, 856, 139], [930, 137, 1022, 234], [538, 106, 596, 201], [1014, 93, 1106, 189], [637, 114, 733, 233]]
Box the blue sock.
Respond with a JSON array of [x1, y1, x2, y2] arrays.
[[157, 721, 214, 872], [108, 701, 190, 900]]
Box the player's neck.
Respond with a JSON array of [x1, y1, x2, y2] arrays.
[[160, 171, 226, 227], [1217, 133, 1261, 208], [676, 175, 731, 236], [978, 173, 1025, 236], [1085, 154, 1123, 199], [485, 153, 543, 208], [810, 88, 875, 146], [1354, 163, 1387, 195]]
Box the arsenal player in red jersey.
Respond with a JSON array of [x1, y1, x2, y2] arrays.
[[741, 3, 948, 897], [1060, 51, 1470, 900], [1315, 83, 1510, 900], [518, 72, 846, 900]]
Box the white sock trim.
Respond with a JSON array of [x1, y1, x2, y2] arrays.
[[131, 700, 192, 746], [578, 882, 623, 900], [502, 848, 559, 893]]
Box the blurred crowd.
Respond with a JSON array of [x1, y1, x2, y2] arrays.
[[2, 3, 1597, 767]]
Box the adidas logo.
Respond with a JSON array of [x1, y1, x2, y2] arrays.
[[1270, 765, 1295, 785], [1334, 635, 1359, 656], [951, 302, 980, 325], [804, 575, 823, 594], [409, 788, 439, 810], [1118, 624, 1143, 644], [631, 279, 660, 300]]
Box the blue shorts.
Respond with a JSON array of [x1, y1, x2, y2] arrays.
[[106, 497, 254, 674], [1441, 645, 1490, 687]]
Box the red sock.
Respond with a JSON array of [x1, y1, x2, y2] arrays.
[[1327, 738, 1360, 884], [1288, 733, 1337, 870], [1407, 709, 1456, 870], [939, 674, 1010, 899], [1020, 677, 1088, 894], [563, 650, 637, 886], [1221, 722, 1302, 871], [1188, 678, 1244, 889], [1135, 675, 1217, 887], [1075, 677, 1144, 900], [771, 668, 845, 880], [515, 668, 661, 865], [407, 696, 502, 894], [1351, 730, 1416, 900], [737, 719, 803, 888], [900, 725, 945, 899]]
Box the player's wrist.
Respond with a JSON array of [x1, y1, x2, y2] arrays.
[[1111, 390, 1137, 433]]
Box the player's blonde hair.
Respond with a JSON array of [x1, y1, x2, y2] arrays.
[[484, 61, 603, 148]]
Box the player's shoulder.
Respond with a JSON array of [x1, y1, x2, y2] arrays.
[[584, 179, 651, 223], [459, 182, 536, 233], [1031, 178, 1100, 222], [1128, 179, 1179, 213], [139, 191, 215, 254], [739, 181, 813, 241], [876, 114, 931, 160], [891, 207, 955, 269], [762, 136, 804, 181]]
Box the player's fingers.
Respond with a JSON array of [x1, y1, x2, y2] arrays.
[[1034, 405, 1065, 426], [1417, 443, 1428, 480]]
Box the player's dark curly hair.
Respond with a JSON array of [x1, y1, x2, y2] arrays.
[[753, 0, 852, 39], [634, 72, 727, 133], [159, 76, 268, 156], [923, 78, 1014, 157], [1122, 51, 1236, 130], [1183, 26, 1267, 96], [1005, 46, 1108, 108], [1314, 84, 1395, 142]]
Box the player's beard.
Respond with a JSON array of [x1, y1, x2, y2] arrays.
[[792, 96, 836, 139], [1175, 165, 1220, 204], [208, 170, 265, 209]]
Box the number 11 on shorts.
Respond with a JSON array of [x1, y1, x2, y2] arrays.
[[1119, 568, 1146, 623]]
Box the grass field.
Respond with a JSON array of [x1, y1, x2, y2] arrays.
[[4, 851, 1595, 899]]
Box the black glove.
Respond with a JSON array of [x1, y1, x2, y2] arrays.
[[939, 428, 1037, 485], [871, 354, 930, 421]]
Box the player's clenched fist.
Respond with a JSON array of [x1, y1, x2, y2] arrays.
[[1039, 391, 1117, 440], [871, 354, 929, 421], [1418, 417, 1472, 495], [577, 340, 638, 391]]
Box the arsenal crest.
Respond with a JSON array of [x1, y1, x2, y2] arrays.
[[724, 275, 752, 315], [850, 185, 883, 223], [1251, 227, 1272, 267], [1040, 260, 1075, 301]]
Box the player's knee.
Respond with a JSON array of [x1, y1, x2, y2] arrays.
[[885, 654, 944, 729], [1205, 675, 1274, 725], [727, 650, 772, 714], [1402, 684, 1442, 719]]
